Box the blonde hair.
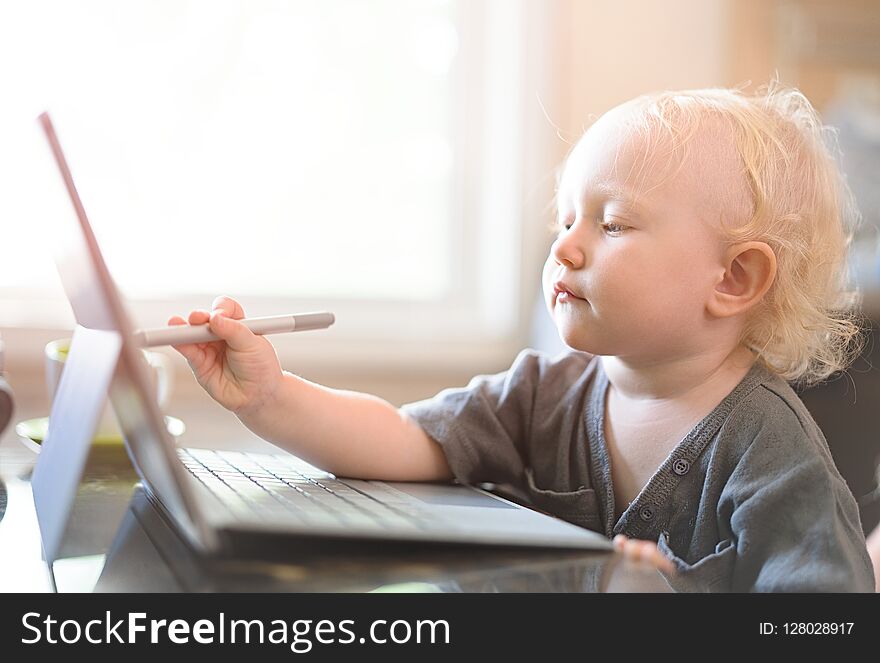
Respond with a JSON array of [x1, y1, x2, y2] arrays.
[[619, 82, 865, 387]]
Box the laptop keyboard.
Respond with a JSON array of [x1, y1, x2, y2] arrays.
[[177, 448, 429, 530]]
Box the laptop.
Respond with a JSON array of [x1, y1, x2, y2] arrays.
[[36, 112, 612, 557]]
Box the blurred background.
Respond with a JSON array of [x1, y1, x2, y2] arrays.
[[1, 1, 879, 530]]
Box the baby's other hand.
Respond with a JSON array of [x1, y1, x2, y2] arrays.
[[612, 534, 676, 575]]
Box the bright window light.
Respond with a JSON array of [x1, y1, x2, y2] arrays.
[[0, 0, 535, 371], [0, 0, 459, 301]]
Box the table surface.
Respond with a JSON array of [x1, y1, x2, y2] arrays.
[[0, 385, 672, 593]]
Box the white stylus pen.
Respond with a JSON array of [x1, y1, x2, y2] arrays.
[[132, 312, 335, 348]]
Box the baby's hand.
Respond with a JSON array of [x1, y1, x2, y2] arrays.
[[612, 534, 676, 575], [168, 295, 283, 416]]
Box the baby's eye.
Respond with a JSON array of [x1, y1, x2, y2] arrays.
[[599, 219, 627, 235]]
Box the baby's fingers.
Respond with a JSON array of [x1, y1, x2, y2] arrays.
[[187, 309, 211, 326], [166, 315, 204, 364], [613, 534, 676, 575], [211, 295, 246, 320]]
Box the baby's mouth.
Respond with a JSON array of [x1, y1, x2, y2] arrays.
[[553, 281, 585, 302]]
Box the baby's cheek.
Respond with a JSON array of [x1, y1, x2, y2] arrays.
[[598, 265, 671, 325]]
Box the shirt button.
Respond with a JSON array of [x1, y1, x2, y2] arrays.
[[639, 505, 655, 521], [672, 458, 691, 476]]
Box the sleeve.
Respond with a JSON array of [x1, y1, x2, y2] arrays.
[[726, 437, 875, 592], [659, 419, 876, 593], [398, 349, 546, 487]]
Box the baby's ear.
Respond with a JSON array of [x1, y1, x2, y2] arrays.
[[707, 241, 777, 319]]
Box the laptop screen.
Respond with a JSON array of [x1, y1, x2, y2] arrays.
[[38, 112, 210, 549]]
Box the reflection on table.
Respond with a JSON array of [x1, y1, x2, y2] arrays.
[[0, 433, 671, 593]]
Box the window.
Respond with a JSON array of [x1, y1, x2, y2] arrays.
[[0, 1, 553, 371]]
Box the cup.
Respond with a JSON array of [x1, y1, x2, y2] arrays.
[[44, 338, 173, 440]]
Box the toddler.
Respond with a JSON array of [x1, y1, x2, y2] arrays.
[[169, 83, 875, 592]]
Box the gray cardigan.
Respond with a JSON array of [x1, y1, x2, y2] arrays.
[[400, 349, 875, 592]]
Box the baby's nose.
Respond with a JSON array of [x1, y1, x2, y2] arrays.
[[551, 235, 584, 269]]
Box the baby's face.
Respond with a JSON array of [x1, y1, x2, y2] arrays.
[[542, 104, 747, 361]]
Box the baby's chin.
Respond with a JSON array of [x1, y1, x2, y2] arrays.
[[554, 326, 602, 355], [553, 314, 630, 356]]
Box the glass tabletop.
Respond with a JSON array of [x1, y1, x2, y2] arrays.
[[0, 428, 672, 593]]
